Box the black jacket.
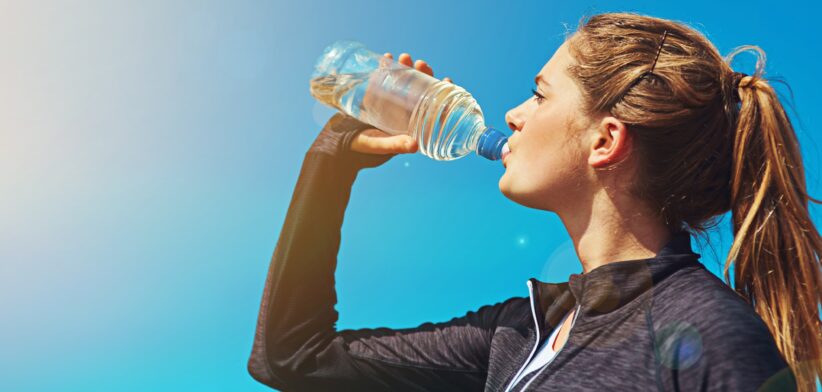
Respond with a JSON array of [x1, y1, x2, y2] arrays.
[[247, 113, 796, 391]]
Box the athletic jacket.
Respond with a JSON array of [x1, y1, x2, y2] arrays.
[[247, 113, 797, 391]]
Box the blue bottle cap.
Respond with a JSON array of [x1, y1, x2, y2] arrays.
[[476, 127, 508, 161]]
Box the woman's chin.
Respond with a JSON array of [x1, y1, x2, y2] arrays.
[[498, 177, 551, 210], [498, 173, 510, 194], [498, 175, 519, 202]]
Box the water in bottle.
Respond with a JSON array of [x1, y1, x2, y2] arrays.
[[310, 41, 508, 161]]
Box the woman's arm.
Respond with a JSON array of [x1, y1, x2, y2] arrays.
[[247, 113, 509, 391]]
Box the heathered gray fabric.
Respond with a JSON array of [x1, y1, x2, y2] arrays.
[[247, 113, 797, 391]]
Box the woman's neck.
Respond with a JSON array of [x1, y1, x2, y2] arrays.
[[558, 188, 672, 274]]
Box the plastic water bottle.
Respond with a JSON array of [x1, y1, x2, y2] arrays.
[[309, 40, 509, 161]]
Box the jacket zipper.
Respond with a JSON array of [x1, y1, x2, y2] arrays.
[[518, 303, 582, 391], [503, 280, 541, 392]]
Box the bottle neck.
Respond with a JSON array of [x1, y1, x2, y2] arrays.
[[475, 127, 508, 161], [467, 123, 487, 151]]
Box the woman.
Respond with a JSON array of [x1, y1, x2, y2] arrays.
[[247, 12, 821, 391]]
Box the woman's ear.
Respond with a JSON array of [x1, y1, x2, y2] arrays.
[[587, 116, 631, 169]]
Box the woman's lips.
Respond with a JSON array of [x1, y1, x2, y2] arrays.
[[501, 143, 511, 166]]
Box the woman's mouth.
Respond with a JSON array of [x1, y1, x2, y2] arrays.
[[501, 143, 511, 167]]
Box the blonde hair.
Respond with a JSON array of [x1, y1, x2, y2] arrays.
[[567, 12, 821, 391]]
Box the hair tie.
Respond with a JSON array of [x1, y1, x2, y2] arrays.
[[732, 71, 748, 89], [729, 71, 748, 102]]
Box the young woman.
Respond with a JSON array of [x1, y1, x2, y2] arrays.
[[247, 12, 821, 391]]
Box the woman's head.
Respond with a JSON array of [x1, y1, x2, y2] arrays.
[[500, 13, 738, 231], [498, 40, 601, 212], [500, 12, 821, 390]]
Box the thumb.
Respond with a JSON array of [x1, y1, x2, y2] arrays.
[[386, 135, 418, 154], [352, 131, 419, 155]]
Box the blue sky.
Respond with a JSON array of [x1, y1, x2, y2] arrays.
[[1, 0, 819, 390]]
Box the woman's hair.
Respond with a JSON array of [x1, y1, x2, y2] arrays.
[[566, 12, 821, 390]]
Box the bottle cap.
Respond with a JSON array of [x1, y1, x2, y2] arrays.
[[476, 128, 508, 161]]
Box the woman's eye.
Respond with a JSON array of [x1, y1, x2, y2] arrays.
[[531, 88, 545, 104]]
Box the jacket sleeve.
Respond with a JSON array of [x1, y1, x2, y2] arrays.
[[246, 113, 506, 391]]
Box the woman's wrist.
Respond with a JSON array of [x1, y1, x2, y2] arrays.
[[307, 112, 396, 171]]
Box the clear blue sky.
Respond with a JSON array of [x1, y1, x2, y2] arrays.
[[1, 0, 819, 390]]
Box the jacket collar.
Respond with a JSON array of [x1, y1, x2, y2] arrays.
[[527, 231, 703, 336]]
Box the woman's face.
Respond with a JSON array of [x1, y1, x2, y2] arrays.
[[499, 40, 595, 211]]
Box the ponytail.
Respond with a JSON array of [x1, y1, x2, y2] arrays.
[[725, 46, 822, 391]]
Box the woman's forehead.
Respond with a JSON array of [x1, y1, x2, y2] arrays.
[[537, 42, 574, 86]]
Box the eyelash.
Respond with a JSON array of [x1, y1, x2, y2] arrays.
[[531, 88, 545, 104]]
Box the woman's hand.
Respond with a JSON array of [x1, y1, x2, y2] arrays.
[[350, 52, 454, 155]]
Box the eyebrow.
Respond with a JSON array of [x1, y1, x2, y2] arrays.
[[534, 74, 550, 87]]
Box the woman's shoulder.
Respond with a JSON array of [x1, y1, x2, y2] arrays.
[[652, 265, 759, 317], [647, 264, 795, 390], [649, 264, 785, 362]]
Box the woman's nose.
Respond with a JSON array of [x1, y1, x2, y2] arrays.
[[505, 108, 524, 132]]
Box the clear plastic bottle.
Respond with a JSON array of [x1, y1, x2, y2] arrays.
[[310, 40, 509, 161]]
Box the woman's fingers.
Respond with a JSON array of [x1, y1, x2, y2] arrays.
[[384, 52, 444, 80], [397, 53, 413, 68], [350, 128, 418, 155], [383, 52, 452, 83], [414, 59, 433, 76]]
